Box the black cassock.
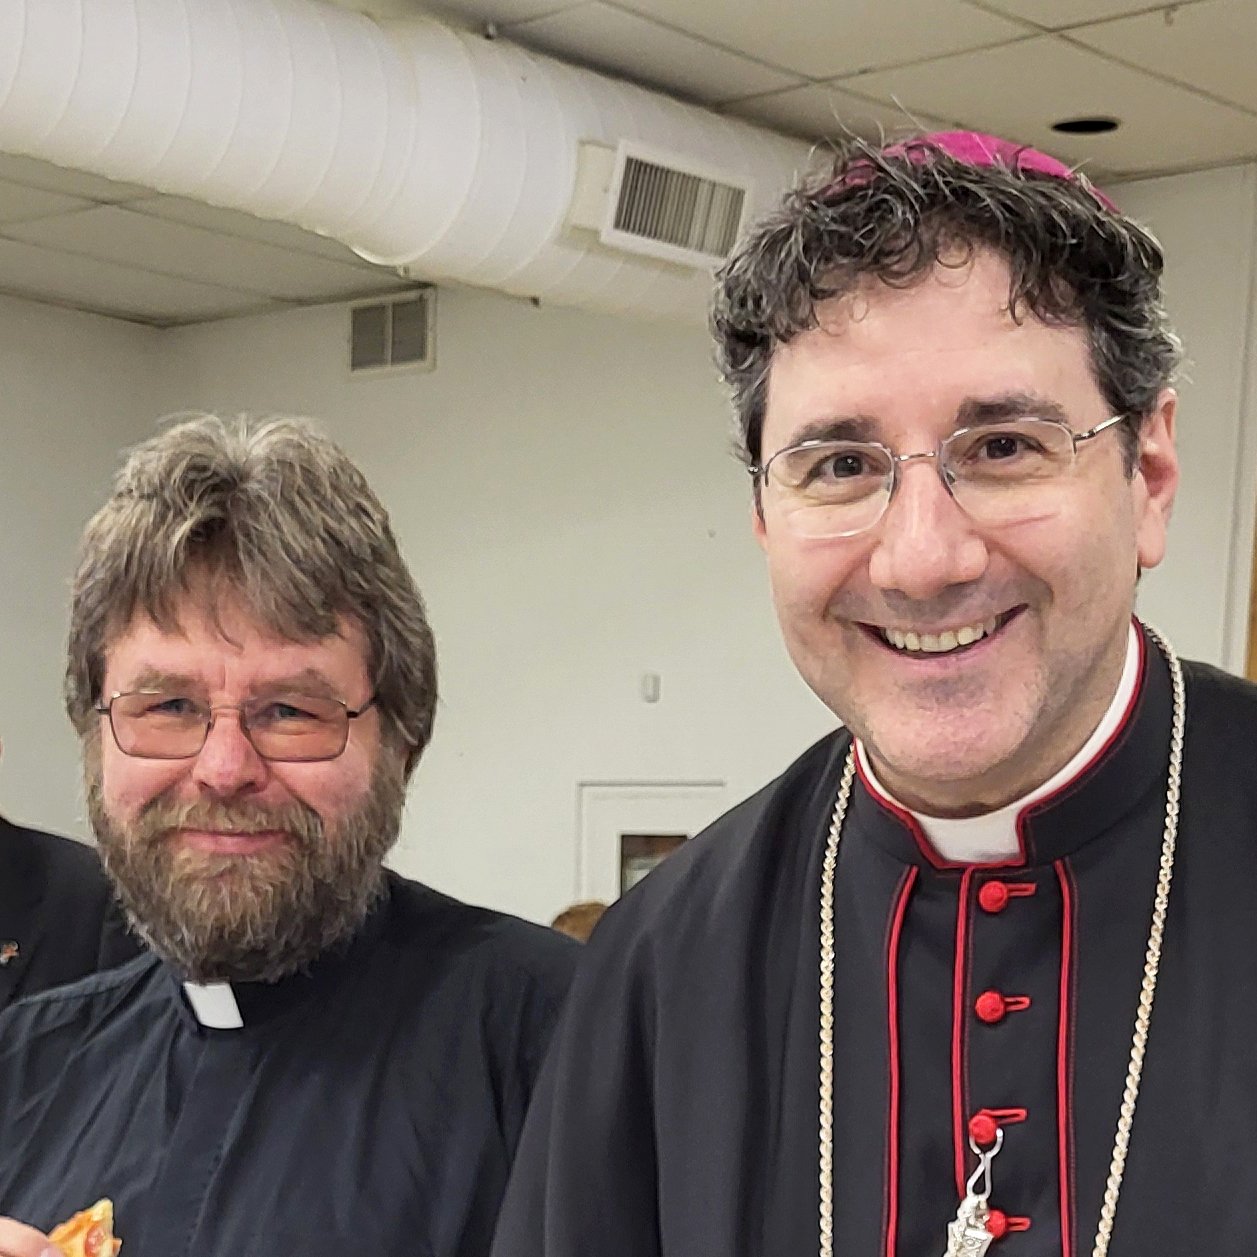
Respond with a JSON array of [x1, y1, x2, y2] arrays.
[[0, 873, 576, 1256], [493, 627, 1257, 1255], [0, 816, 140, 1011]]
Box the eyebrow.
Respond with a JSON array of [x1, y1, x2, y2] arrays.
[[955, 392, 1071, 428], [774, 414, 880, 450], [773, 392, 1072, 453], [249, 670, 343, 701], [119, 667, 342, 701], [123, 668, 202, 695]]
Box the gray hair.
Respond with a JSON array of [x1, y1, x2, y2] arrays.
[[712, 135, 1181, 472], [66, 414, 436, 777]]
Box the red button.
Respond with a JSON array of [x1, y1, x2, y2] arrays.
[[974, 990, 1007, 1024], [968, 1112, 999, 1146], [979, 881, 1011, 912], [986, 1209, 1009, 1239]]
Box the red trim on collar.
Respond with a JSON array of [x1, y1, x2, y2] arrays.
[[1056, 860, 1078, 1257], [855, 749, 1027, 871], [1016, 622, 1147, 861], [855, 752, 956, 869], [858, 619, 1147, 869], [883, 866, 917, 1257]]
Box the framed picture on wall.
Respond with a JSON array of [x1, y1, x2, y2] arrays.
[[576, 781, 726, 902], [619, 832, 688, 893]]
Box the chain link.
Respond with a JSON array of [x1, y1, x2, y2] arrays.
[[818, 752, 855, 1257], [1091, 623, 1184, 1257]]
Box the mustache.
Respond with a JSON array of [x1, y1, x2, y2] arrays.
[[829, 587, 1034, 629], [131, 792, 323, 849], [85, 749, 407, 984]]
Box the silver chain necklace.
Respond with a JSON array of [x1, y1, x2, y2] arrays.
[[818, 625, 1185, 1257]]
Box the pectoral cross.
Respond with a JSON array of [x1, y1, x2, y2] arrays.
[[944, 1195, 995, 1256], [942, 1126, 1003, 1257]]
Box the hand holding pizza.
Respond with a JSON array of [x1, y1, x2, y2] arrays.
[[0, 1201, 120, 1257], [48, 1202, 120, 1257]]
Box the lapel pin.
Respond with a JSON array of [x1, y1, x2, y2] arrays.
[[0, 941, 19, 966]]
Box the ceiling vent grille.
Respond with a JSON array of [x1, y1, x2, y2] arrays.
[[614, 156, 745, 260], [349, 290, 435, 374], [568, 142, 753, 270]]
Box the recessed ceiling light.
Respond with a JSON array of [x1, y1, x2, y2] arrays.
[[1051, 116, 1120, 135]]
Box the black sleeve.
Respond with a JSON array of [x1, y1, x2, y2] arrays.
[[491, 914, 662, 1257], [493, 930, 580, 1155]]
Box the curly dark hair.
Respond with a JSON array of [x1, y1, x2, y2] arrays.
[[712, 135, 1180, 473]]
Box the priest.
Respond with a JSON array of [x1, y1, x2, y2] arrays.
[[0, 415, 575, 1257], [491, 134, 1252, 1255]]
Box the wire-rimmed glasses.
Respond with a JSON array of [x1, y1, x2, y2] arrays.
[[750, 414, 1128, 539], [94, 690, 377, 762]]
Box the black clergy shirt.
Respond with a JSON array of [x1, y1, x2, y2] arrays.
[[492, 625, 1257, 1256], [0, 873, 576, 1257]]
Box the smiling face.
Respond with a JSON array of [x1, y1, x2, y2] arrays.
[[754, 251, 1178, 815], [87, 590, 406, 982]]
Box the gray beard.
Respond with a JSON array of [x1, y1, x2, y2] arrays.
[[86, 751, 406, 984]]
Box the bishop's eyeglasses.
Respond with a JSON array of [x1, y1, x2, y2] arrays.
[[749, 413, 1128, 539], [94, 691, 377, 762]]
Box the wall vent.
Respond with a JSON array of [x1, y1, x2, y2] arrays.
[[349, 289, 435, 374], [568, 142, 753, 271]]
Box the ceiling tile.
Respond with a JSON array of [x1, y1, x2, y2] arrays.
[[0, 179, 92, 225], [0, 238, 279, 325], [976, 0, 1212, 29], [507, 3, 802, 104], [419, 0, 578, 26], [844, 36, 1257, 176], [612, 0, 1028, 80], [723, 84, 952, 145], [0, 153, 152, 201], [125, 195, 380, 268], [5, 206, 411, 302], [1068, 0, 1257, 113]]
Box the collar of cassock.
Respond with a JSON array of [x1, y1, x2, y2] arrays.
[[174, 876, 393, 1032], [849, 619, 1169, 869]]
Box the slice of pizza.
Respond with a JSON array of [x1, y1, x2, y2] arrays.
[[48, 1199, 122, 1257]]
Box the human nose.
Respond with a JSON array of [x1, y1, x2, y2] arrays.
[[866, 459, 990, 599], [190, 708, 268, 796]]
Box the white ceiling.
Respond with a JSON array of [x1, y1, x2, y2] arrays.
[[435, 0, 1257, 177], [0, 153, 414, 328], [0, 0, 1252, 327]]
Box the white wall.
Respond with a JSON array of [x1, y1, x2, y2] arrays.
[[161, 287, 835, 920], [3, 160, 1257, 923], [0, 295, 167, 836], [1114, 164, 1257, 670]]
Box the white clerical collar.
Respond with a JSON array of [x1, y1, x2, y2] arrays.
[[857, 622, 1142, 864], [183, 981, 245, 1030]]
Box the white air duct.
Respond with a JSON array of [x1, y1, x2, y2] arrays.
[[0, 0, 814, 323]]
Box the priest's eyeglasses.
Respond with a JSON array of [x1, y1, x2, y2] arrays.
[[94, 691, 377, 762], [750, 413, 1128, 539]]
